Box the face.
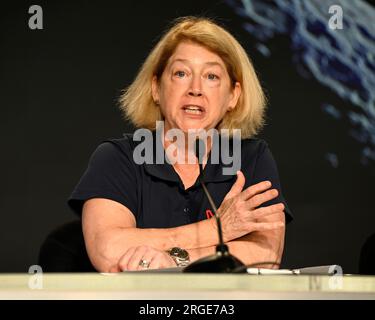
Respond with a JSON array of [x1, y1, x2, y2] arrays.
[[152, 41, 241, 134]]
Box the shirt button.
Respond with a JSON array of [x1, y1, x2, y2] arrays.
[[183, 207, 190, 213]]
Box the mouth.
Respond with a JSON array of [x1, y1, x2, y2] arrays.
[[182, 105, 205, 115]]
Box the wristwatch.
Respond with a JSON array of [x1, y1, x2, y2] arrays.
[[167, 247, 190, 267]]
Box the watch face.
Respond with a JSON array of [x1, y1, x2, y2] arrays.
[[170, 247, 189, 259]]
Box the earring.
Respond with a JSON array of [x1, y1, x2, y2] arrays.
[[155, 100, 160, 106]]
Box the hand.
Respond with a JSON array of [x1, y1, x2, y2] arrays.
[[215, 171, 285, 242], [113, 245, 177, 272]]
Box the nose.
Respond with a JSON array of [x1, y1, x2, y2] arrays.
[[188, 75, 203, 97]]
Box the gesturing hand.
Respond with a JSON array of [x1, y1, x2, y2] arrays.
[[216, 171, 285, 242]]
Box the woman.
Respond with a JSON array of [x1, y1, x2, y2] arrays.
[[68, 17, 292, 272]]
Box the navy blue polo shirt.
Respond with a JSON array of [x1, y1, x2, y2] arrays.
[[68, 132, 292, 227]]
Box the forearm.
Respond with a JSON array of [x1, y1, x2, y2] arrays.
[[188, 228, 285, 269], [90, 219, 219, 271]]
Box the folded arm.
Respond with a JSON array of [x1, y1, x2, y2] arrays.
[[82, 198, 284, 272], [82, 198, 220, 272]]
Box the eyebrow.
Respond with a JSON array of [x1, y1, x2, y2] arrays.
[[170, 58, 224, 69]]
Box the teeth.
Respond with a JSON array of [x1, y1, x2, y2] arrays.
[[184, 105, 203, 113], [185, 109, 202, 114]]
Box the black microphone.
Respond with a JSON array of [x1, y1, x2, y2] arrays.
[[183, 138, 245, 273]]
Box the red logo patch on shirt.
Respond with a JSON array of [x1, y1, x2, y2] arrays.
[[205, 209, 214, 219]]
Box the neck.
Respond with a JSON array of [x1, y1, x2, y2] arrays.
[[162, 131, 212, 168]]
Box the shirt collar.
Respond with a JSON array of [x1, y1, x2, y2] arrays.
[[143, 130, 235, 186]]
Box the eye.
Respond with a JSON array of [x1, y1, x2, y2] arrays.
[[207, 73, 219, 80], [174, 70, 186, 78]]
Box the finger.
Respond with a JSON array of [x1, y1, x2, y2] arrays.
[[137, 250, 156, 271], [108, 264, 121, 273], [149, 252, 171, 269], [251, 203, 285, 219], [118, 247, 137, 271], [158, 252, 177, 269], [223, 171, 245, 201], [240, 180, 272, 201], [127, 246, 149, 271], [246, 189, 279, 209], [149, 256, 162, 269], [251, 221, 285, 232]]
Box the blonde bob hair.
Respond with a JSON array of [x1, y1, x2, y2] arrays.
[[119, 16, 266, 138]]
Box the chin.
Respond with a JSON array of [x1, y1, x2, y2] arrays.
[[181, 126, 207, 134], [173, 121, 203, 133]]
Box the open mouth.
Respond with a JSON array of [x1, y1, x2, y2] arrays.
[[182, 105, 205, 115]]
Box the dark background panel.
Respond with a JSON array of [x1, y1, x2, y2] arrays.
[[0, 0, 374, 273]]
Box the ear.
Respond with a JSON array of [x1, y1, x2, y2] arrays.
[[228, 82, 241, 111], [151, 76, 160, 104]]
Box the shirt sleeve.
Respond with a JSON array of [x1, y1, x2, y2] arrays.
[[67, 140, 138, 217], [250, 140, 293, 223]]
